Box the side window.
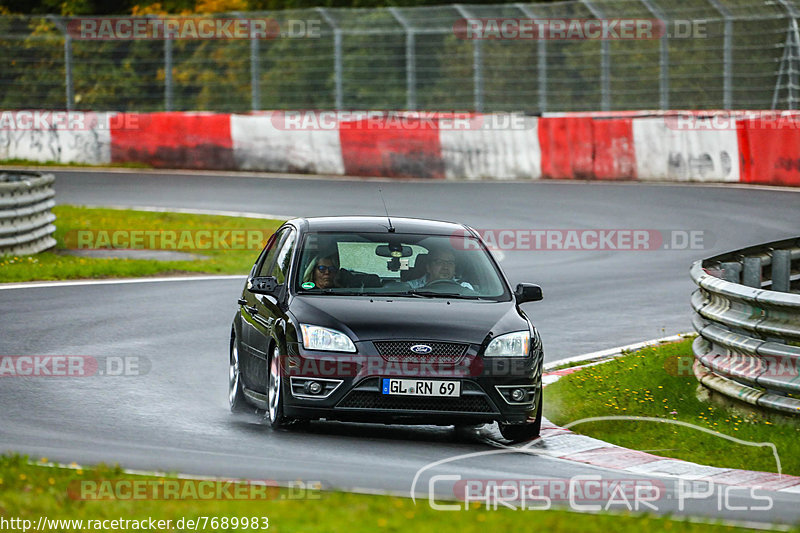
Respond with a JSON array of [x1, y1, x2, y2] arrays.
[[272, 229, 297, 284], [257, 228, 288, 277]]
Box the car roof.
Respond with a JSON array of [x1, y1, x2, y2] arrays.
[[291, 216, 471, 236]]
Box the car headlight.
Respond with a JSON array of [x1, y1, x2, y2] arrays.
[[484, 330, 530, 357], [300, 324, 356, 353]]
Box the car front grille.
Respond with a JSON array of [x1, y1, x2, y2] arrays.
[[373, 341, 469, 363], [336, 379, 496, 413], [337, 391, 496, 412]]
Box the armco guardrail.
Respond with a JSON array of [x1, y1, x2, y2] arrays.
[[691, 237, 800, 415], [0, 171, 57, 256]]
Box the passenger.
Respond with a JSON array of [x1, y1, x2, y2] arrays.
[[407, 249, 473, 290]]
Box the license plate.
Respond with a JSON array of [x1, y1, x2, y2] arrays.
[[381, 378, 460, 397]]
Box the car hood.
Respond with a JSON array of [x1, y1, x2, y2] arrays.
[[289, 295, 528, 344]]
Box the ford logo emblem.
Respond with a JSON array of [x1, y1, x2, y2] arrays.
[[410, 344, 433, 354]]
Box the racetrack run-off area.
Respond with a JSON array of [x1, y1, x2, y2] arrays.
[[1, 172, 799, 526]]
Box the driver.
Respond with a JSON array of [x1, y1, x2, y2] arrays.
[[302, 254, 341, 289], [407, 249, 473, 290]]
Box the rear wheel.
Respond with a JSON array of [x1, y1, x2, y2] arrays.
[[267, 344, 288, 428], [229, 334, 247, 412], [499, 391, 542, 443]]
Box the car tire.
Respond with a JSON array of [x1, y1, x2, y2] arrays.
[[498, 391, 542, 443], [229, 333, 247, 412], [266, 344, 289, 428]]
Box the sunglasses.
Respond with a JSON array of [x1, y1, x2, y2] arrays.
[[315, 265, 338, 274]]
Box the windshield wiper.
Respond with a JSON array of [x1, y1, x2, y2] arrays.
[[402, 290, 481, 300]]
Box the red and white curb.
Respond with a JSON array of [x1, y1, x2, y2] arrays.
[[498, 334, 800, 494]]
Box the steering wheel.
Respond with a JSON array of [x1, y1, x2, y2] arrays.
[[423, 279, 475, 293], [424, 279, 462, 288]]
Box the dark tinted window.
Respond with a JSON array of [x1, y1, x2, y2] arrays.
[[272, 229, 297, 284], [257, 228, 289, 277]]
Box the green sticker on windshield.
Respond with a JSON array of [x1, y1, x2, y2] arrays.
[[301, 282, 315, 289]]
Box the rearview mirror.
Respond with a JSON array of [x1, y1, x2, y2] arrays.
[[515, 283, 543, 304], [375, 244, 413, 258], [247, 276, 279, 296]]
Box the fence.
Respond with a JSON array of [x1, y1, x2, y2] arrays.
[[3, 0, 800, 113], [691, 237, 800, 415], [0, 171, 56, 256]]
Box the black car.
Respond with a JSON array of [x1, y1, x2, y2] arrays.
[[228, 216, 544, 441]]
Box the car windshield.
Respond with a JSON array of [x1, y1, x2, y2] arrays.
[[295, 232, 509, 300]]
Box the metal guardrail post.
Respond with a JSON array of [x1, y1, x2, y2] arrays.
[[776, 0, 800, 110], [515, 3, 546, 112], [64, 34, 74, 111], [48, 16, 74, 111], [720, 261, 741, 283], [641, 0, 669, 110], [454, 4, 483, 112], [388, 8, 416, 111], [771, 249, 792, 292], [0, 171, 57, 256], [581, 0, 610, 111], [250, 35, 260, 111], [235, 11, 261, 111], [742, 256, 762, 288], [164, 36, 173, 111], [708, 0, 733, 109], [316, 8, 343, 111]]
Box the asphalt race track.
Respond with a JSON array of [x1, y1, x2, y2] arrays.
[[2, 170, 799, 525]]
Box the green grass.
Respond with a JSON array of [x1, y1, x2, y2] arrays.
[[0, 159, 151, 168], [544, 339, 800, 476], [0, 206, 284, 282], [0, 455, 778, 533]]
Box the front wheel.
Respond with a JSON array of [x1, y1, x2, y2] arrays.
[[266, 344, 288, 428]]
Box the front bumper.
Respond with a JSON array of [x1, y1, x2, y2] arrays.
[[280, 339, 542, 425]]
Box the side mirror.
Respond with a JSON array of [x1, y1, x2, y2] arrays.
[[247, 276, 279, 296], [515, 283, 543, 304]]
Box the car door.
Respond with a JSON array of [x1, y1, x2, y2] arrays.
[[245, 227, 297, 393], [240, 227, 288, 391]]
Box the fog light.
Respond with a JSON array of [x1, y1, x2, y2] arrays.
[[510, 388, 526, 402], [305, 381, 323, 395]]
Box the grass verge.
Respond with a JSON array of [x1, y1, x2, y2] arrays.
[[0, 206, 284, 282], [544, 339, 800, 476], [0, 454, 775, 533]]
